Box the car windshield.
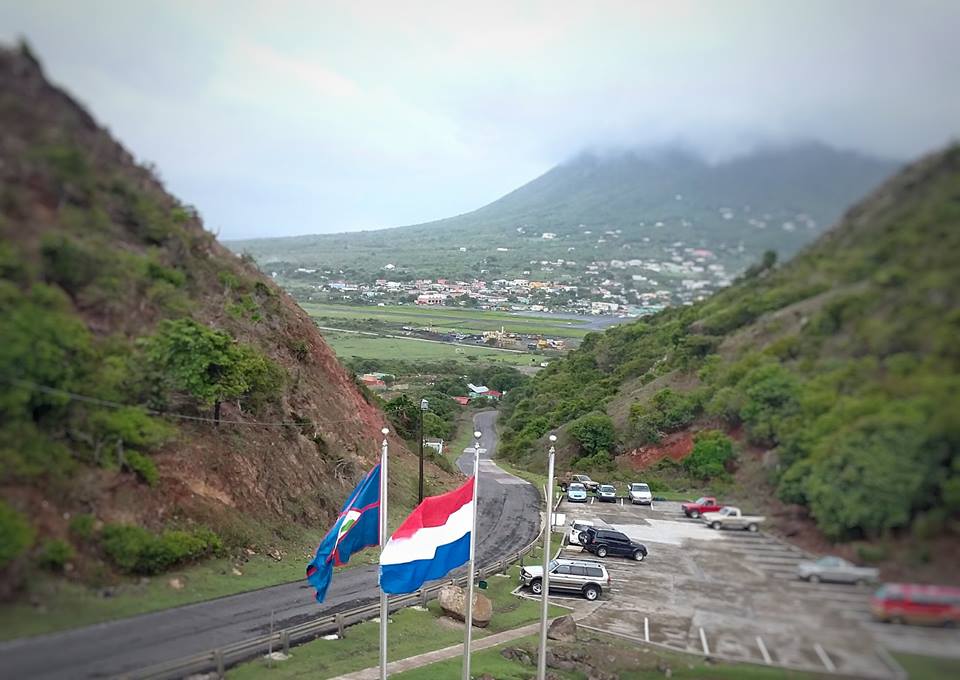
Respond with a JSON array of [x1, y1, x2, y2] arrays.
[[600, 485, 615, 492], [819, 557, 841, 566], [695, 497, 708, 505], [720, 507, 734, 515], [569, 483, 584, 491], [632, 484, 649, 492], [549, 559, 559, 571]]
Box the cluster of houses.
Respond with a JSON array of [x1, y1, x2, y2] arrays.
[[358, 374, 503, 406]]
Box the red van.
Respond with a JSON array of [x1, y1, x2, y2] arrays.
[[871, 583, 960, 626]]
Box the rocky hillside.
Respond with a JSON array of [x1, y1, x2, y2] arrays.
[[500, 144, 959, 565], [0, 43, 440, 589]]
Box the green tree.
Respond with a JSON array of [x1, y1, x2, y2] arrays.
[[385, 394, 420, 439], [142, 318, 283, 419], [682, 430, 736, 479], [568, 412, 615, 458]]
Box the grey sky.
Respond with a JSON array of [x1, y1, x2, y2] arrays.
[[2, 0, 958, 239]]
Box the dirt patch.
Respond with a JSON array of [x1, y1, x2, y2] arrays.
[[623, 431, 694, 470]]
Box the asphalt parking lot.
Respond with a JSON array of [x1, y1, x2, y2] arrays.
[[535, 496, 960, 678]]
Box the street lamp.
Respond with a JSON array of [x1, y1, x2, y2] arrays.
[[537, 434, 558, 680], [418, 398, 429, 504]]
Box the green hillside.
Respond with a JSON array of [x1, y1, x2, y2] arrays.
[[231, 143, 898, 283], [0, 43, 437, 600], [498, 145, 960, 544]]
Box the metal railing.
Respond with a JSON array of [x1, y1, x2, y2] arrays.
[[126, 519, 545, 678]]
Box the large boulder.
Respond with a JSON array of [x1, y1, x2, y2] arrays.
[[547, 614, 577, 642], [438, 585, 493, 627]]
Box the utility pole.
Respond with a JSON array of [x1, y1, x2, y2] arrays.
[[418, 398, 429, 504], [536, 434, 557, 680]]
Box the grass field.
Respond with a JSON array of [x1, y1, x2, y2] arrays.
[[228, 563, 567, 679], [320, 330, 542, 366], [302, 303, 592, 338]]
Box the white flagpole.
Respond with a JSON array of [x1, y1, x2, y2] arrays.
[[379, 427, 390, 680], [536, 434, 557, 680], [462, 429, 482, 680]]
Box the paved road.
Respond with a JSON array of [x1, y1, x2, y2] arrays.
[[0, 411, 539, 680]]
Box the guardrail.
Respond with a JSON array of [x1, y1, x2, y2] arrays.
[[127, 518, 546, 678]]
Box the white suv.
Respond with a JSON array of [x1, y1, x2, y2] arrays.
[[519, 558, 610, 601], [629, 482, 653, 505]]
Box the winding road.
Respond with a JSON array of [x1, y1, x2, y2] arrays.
[[0, 411, 540, 679]]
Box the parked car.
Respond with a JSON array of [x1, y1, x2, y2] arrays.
[[558, 474, 595, 492], [566, 482, 588, 503], [580, 527, 648, 561], [796, 556, 879, 585], [519, 558, 610, 601], [597, 484, 617, 503], [871, 583, 960, 626], [702, 506, 765, 532], [567, 520, 595, 545], [628, 482, 653, 505], [681, 496, 724, 518]]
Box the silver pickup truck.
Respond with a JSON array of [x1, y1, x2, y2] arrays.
[[702, 506, 765, 532]]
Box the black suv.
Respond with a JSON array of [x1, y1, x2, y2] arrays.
[[580, 527, 648, 561]]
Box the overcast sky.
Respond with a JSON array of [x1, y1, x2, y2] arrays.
[[2, 1, 959, 240]]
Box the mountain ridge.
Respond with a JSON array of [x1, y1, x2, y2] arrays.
[[230, 141, 900, 288]]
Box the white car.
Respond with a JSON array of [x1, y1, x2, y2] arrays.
[[567, 520, 595, 544], [628, 482, 653, 505]]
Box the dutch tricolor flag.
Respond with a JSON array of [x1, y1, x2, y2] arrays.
[[379, 476, 474, 594]]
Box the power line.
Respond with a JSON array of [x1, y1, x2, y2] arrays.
[[2, 377, 380, 430]]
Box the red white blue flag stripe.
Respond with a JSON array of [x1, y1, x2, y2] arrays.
[[379, 477, 474, 594]]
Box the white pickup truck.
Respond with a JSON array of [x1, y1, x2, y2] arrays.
[[702, 506, 765, 532]]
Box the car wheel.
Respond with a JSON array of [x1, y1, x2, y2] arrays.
[[578, 533, 588, 545], [596, 546, 608, 558], [710, 521, 721, 530], [808, 574, 821, 584], [582, 584, 600, 601], [747, 523, 758, 533], [633, 550, 645, 562], [690, 510, 700, 518], [530, 579, 543, 595]]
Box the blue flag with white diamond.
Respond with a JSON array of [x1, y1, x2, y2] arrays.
[[306, 463, 381, 602]]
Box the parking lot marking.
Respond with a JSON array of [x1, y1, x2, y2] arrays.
[[620, 498, 624, 506], [756, 636, 772, 665], [699, 627, 710, 656], [814, 643, 836, 672], [644, 617, 649, 643], [590, 497, 595, 504]]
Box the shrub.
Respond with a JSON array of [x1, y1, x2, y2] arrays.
[[141, 318, 284, 412], [568, 412, 615, 458], [630, 388, 700, 444], [572, 451, 615, 472], [37, 539, 74, 571], [0, 501, 34, 569], [124, 451, 159, 486], [69, 513, 96, 541], [40, 233, 103, 294], [854, 543, 887, 564], [100, 524, 224, 575], [682, 430, 736, 480]]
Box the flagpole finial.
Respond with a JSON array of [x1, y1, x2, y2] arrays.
[[381, 427, 390, 435]]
